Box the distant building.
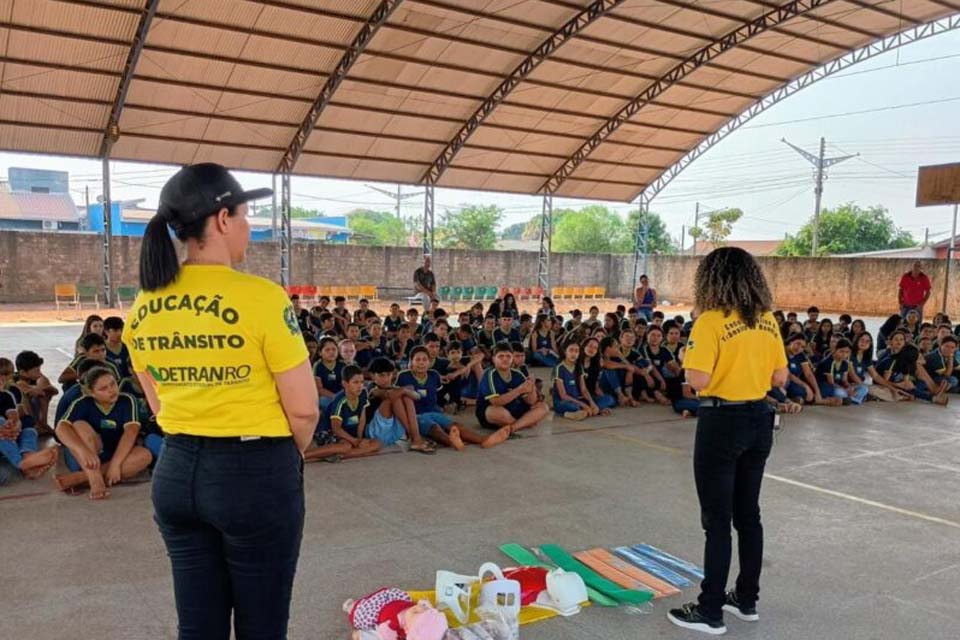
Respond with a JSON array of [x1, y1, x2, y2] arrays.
[[689, 240, 784, 256], [8, 167, 69, 194], [0, 180, 82, 231], [835, 246, 937, 259]]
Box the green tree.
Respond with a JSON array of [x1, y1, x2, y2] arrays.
[[776, 203, 914, 256], [552, 205, 629, 253], [501, 222, 527, 240], [290, 206, 322, 219], [348, 209, 407, 246], [437, 204, 503, 250], [689, 207, 743, 246], [624, 210, 676, 255]]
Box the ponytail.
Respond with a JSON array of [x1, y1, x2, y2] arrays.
[[139, 216, 180, 291]]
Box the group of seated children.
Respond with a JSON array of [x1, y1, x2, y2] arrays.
[[1, 298, 956, 491]]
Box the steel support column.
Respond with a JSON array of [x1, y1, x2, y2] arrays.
[[632, 195, 650, 289], [537, 194, 553, 295], [945, 203, 958, 314], [635, 14, 960, 203], [101, 157, 113, 306], [422, 185, 435, 258], [422, 0, 626, 185], [280, 173, 292, 286], [542, 0, 836, 194]]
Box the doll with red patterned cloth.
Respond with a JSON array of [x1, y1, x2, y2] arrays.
[[344, 587, 448, 640]]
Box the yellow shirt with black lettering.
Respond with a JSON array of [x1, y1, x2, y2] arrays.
[[122, 264, 308, 437], [683, 309, 787, 401]]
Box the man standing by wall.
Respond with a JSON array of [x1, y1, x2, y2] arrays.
[[413, 256, 437, 307], [898, 261, 932, 320]]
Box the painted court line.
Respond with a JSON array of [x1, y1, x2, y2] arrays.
[[55, 347, 73, 357], [763, 473, 960, 530]]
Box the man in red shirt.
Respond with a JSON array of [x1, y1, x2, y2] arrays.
[[898, 261, 932, 320]]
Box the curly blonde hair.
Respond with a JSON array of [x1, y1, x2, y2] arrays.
[[694, 247, 773, 328]]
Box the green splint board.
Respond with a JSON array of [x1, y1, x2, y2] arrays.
[[539, 544, 654, 605], [499, 543, 618, 607]]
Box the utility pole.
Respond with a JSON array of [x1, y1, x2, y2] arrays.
[[680, 224, 685, 256], [923, 227, 930, 247], [692, 201, 700, 256], [782, 137, 857, 256], [366, 184, 423, 220]]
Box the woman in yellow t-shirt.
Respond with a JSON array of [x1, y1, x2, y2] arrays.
[[124, 163, 319, 639], [666, 248, 788, 636]]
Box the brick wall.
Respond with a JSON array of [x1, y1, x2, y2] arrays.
[[1, 230, 957, 316]]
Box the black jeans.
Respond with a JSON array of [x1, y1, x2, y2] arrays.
[[693, 402, 774, 620], [152, 435, 305, 640]]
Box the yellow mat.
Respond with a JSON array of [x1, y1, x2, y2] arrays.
[[406, 582, 589, 628]]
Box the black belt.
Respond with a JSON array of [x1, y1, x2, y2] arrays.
[[167, 434, 292, 447], [699, 397, 767, 408]]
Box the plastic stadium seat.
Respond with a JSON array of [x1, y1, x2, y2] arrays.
[[533, 286, 544, 299], [486, 286, 499, 300], [54, 283, 79, 313], [116, 285, 138, 312], [360, 285, 378, 300], [462, 286, 475, 301], [439, 286, 451, 301], [77, 284, 100, 310], [452, 286, 464, 301]]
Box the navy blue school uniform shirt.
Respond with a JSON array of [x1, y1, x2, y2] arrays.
[[925, 349, 959, 379], [62, 393, 139, 458], [494, 327, 521, 344], [816, 358, 849, 386], [626, 348, 651, 369], [477, 367, 528, 416], [0, 389, 17, 420], [850, 353, 872, 380], [787, 352, 809, 378], [532, 332, 553, 352], [383, 316, 404, 336], [643, 345, 676, 375], [477, 329, 497, 352], [388, 338, 417, 363], [356, 336, 388, 369], [314, 360, 345, 395], [395, 369, 442, 414], [105, 342, 133, 380], [63, 357, 120, 393], [459, 334, 478, 354], [431, 357, 451, 377], [320, 389, 369, 438], [55, 384, 84, 425], [552, 362, 584, 402]]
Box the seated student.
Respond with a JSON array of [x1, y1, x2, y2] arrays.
[[103, 317, 133, 381], [356, 321, 388, 371], [650, 310, 665, 328], [14, 351, 58, 433], [528, 315, 560, 368], [363, 357, 435, 453], [552, 341, 609, 420], [663, 322, 685, 357], [384, 303, 404, 339], [810, 319, 834, 362], [54, 367, 152, 499], [60, 333, 122, 394], [398, 347, 498, 450], [0, 385, 58, 480], [598, 336, 640, 408], [875, 333, 947, 405], [432, 318, 451, 353], [579, 337, 618, 410], [331, 295, 350, 327], [936, 323, 955, 346], [314, 336, 345, 410], [917, 322, 937, 346], [74, 314, 105, 356], [781, 333, 839, 405], [339, 339, 358, 367], [837, 314, 853, 336], [388, 322, 418, 368], [304, 333, 320, 365], [903, 308, 921, 340], [537, 296, 555, 318], [0, 357, 34, 432], [620, 329, 668, 405], [518, 313, 534, 342], [786, 311, 799, 324], [353, 298, 372, 325], [406, 308, 424, 338], [511, 341, 545, 403], [306, 365, 382, 462], [807, 306, 820, 324], [455, 322, 478, 356], [846, 318, 866, 344], [475, 342, 549, 445], [815, 338, 868, 405], [773, 310, 786, 326], [923, 335, 959, 394], [602, 313, 621, 339], [643, 325, 682, 402], [467, 302, 485, 328], [583, 306, 601, 328], [564, 309, 583, 333], [444, 341, 485, 406], [53, 358, 100, 427], [493, 315, 520, 346], [476, 315, 498, 357]]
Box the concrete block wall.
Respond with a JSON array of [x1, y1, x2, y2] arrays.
[[1, 230, 958, 316]]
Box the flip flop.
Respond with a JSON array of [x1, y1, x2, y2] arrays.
[[409, 442, 437, 455]]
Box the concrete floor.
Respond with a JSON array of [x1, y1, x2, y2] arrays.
[[2, 325, 959, 639]]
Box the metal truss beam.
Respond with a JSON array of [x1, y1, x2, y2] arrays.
[[99, 0, 158, 306], [422, 185, 435, 258], [739, 0, 882, 38], [280, 173, 292, 286], [636, 14, 960, 203], [537, 195, 553, 296], [632, 194, 651, 288], [277, 0, 400, 173], [541, 0, 838, 195]]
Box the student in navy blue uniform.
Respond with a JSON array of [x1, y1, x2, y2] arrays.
[[356, 321, 388, 371], [103, 316, 133, 380], [643, 325, 683, 403], [58, 333, 121, 393], [54, 358, 100, 426], [494, 315, 522, 345], [781, 333, 837, 405], [456, 323, 479, 356], [924, 335, 959, 393], [477, 315, 498, 356], [876, 313, 903, 354], [599, 335, 639, 407], [0, 385, 57, 481], [54, 367, 152, 499], [388, 323, 418, 368], [620, 329, 668, 405], [476, 343, 548, 446], [405, 308, 424, 338], [397, 347, 497, 449], [875, 332, 946, 404], [528, 315, 560, 368], [815, 338, 868, 404], [850, 332, 876, 383], [314, 337, 346, 410], [307, 365, 381, 462], [363, 357, 435, 453], [602, 313, 621, 339], [304, 333, 320, 365], [502, 293, 520, 319], [552, 341, 609, 420], [580, 337, 617, 410], [384, 303, 404, 339]]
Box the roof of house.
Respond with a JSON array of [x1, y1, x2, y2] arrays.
[[0, 190, 81, 223]]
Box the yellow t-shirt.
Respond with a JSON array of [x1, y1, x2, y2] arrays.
[[122, 265, 308, 437], [683, 309, 787, 401]]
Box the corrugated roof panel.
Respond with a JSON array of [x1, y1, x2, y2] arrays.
[[573, 160, 661, 186], [334, 81, 477, 119], [11, 0, 138, 41], [5, 30, 127, 72], [553, 177, 636, 201], [158, 0, 270, 30], [371, 28, 523, 76], [2, 62, 118, 101], [314, 103, 457, 141], [590, 143, 682, 168], [304, 130, 442, 163], [438, 167, 546, 195], [118, 107, 295, 148], [255, 6, 360, 49], [0, 94, 108, 130], [453, 147, 557, 176], [294, 154, 426, 183], [0, 123, 99, 157], [486, 107, 603, 138], [505, 83, 625, 119], [583, 13, 707, 54], [468, 127, 584, 157], [9, 192, 80, 223], [428, 0, 576, 31], [557, 39, 677, 77]]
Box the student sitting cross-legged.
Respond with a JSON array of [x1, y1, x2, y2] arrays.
[[305, 365, 381, 463], [59, 333, 121, 393], [363, 357, 435, 454], [815, 338, 869, 405], [475, 342, 549, 446], [14, 350, 59, 434], [552, 341, 610, 421], [314, 336, 346, 411], [528, 315, 561, 368], [396, 347, 497, 450], [54, 367, 152, 499], [0, 384, 58, 481]]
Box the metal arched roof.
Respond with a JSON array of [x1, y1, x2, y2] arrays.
[[0, 0, 958, 202]]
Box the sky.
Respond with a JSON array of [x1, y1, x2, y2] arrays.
[[2, 24, 960, 248]]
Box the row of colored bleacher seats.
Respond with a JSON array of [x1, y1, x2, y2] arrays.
[[435, 286, 606, 302], [284, 285, 378, 301], [54, 283, 140, 313], [552, 286, 606, 300]]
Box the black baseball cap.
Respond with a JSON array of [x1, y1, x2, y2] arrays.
[[157, 163, 272, 229]]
